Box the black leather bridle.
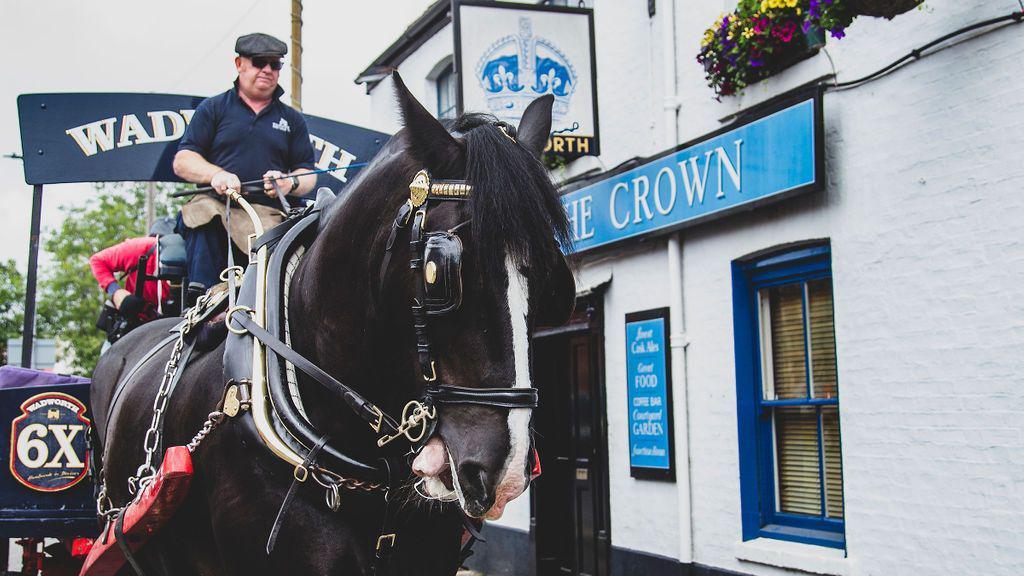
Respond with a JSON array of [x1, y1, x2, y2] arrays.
[[230, 168, 540, 461], [374, 168, 539, 447]]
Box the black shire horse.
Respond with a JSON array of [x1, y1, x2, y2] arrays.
[[90, 72, 575, 575]]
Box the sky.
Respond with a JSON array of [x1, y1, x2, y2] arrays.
[[0, 0, 436, 269]]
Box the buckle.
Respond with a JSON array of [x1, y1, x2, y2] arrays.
[[368, 405, 385, 433], [423, 360, 437, 383], [376, 533, 396, 553], [293, 465, 309, 483]]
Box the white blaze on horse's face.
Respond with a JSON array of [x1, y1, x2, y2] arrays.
[[410, 256, 534, 518], [482, 256, 533, 519]]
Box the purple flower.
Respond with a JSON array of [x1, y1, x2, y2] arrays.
[[750, 58, 765, 67], [830, 27, 845, 39]]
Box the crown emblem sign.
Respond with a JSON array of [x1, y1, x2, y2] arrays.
[[476, 16, 577, 124]]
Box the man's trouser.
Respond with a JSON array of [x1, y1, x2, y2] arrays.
[[175, 213, 248, 290]]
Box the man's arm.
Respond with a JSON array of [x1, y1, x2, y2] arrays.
[[174, 150, 242, 194], [89, 238, 146, 310], [175, 97, 242, 194]]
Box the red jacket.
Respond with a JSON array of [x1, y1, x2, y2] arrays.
[[89, 237, 170, 314]]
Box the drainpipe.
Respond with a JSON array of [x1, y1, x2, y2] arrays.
[[660, 0, 694, 566]]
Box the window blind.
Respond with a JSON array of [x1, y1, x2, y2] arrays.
[[776, 406, 822, 515], [763, 278, 843, 519]]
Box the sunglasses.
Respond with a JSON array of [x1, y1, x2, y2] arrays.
[[250, 57, 283, 71]]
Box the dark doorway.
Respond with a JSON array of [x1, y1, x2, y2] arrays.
[[531, 294, 611, 576]]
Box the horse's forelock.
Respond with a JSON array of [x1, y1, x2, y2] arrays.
[[456, 118, 570, 289]]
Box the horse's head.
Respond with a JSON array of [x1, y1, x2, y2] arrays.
[[380, 72, 575, 519]]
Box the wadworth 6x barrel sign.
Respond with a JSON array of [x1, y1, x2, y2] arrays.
[[17, 93, 389, 191], [9, 392, 91, 492]]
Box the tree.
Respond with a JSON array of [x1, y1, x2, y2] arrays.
[[37, 183, 182, 375], [0, 259, 25, 365]]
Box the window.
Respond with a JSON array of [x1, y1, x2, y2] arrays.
[[436, 63, 456, 120], [732, 244, 845, 549]]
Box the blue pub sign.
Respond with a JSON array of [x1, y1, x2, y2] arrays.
[[562, 91, 823, 253], [625, 308, 675, 480]]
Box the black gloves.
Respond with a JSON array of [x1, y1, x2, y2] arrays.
[[118, 294, 146, 317]]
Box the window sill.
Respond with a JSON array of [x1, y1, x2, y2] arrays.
[[735, 537, 851, 576]]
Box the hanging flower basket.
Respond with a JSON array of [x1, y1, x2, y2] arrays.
[[849, 0, 923, 19], [698, 1, 843, 98], [698, 0, 920, 96]]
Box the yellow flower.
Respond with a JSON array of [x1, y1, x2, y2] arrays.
[[796, 7, 802, 14], [760, 0, 768, 11]]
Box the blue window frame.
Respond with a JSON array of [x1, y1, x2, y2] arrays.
[[436, 63, 456, 120], [732, 243, 846, 549]]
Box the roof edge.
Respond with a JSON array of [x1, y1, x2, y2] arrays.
[[354, 1, 451, 91]]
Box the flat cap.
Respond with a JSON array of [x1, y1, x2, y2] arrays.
[[235, 32, 288, 57]]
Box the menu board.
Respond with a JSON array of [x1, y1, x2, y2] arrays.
[[625, 308, 675, 480]]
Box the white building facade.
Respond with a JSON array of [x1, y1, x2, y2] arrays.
[[357, 1, 1024, 575]]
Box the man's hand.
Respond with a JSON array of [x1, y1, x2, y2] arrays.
[[263, 170, 293, 197], [113, 289, 145, 316], [211, 170, 242, 195]]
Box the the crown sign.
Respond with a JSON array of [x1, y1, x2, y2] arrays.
[[475, 16, 578, 124]]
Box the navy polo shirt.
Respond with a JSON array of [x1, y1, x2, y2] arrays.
[[178, 81, 315, 206]]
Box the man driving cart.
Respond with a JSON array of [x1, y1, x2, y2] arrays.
[[173, 32, 316, 298]]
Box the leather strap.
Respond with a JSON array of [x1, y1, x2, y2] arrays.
[[425, 385, 538, 409], [114, 507, 148, 576], [266, 435, 330, 555], [378, 202, 413, 291], [103, 334, 178, 443], [252, 206, 318, 253], [458, 515, 485, 565], [153, 333, 199, 461], [409, 209, 435, 381], [230, 312, 401, 436]]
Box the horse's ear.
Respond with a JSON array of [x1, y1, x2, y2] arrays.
[[516, 95, 554, 159], [393, 71, 465, 176]]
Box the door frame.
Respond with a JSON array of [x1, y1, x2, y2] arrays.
[[530, 291, 612, 576]]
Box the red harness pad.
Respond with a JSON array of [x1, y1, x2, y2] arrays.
[[530, 448, 542, 482], [79, 446, 194, 576]]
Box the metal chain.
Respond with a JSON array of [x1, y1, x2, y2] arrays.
[[186, 411, 227, 453], [128, 293, 211, 495], [95, 481, 121, 521]]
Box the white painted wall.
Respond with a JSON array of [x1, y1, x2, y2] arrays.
[[362, 0, 1024, 573]]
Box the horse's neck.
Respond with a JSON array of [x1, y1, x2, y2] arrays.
[[286, 168, 416, 442]]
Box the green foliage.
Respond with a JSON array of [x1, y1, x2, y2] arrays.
[[0, 259, 25, 365], [37, 183, 182, 375], [543, 153, 569, 171]]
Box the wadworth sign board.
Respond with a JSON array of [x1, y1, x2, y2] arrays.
[[455, 1, 599, 159], [17, 93, 389, 191], [562, 92, 824, 253]]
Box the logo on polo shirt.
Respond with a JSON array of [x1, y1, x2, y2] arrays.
[[272, 118, 291, 133]]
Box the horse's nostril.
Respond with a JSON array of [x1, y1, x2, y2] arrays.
[[457, 460, 496, 510]]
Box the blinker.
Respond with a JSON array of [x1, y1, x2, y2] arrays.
[[422, 233, 463, 315]]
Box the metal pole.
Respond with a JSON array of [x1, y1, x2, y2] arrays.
[[290, 0, 303, 111], [145, 181, 156, 231], [20, 184, 43, 369]]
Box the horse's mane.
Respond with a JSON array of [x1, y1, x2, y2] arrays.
[[447, 113, 571, 286]]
